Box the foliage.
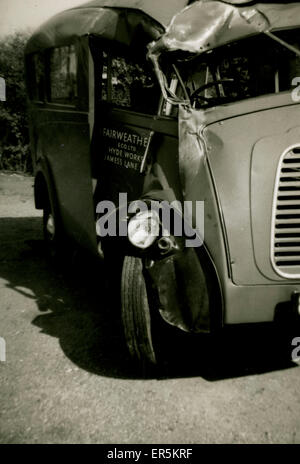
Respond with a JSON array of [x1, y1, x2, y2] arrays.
[[0, 32, 31, 172]]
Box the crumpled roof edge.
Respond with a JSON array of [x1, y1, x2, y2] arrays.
[[148, 1, 300, 56]]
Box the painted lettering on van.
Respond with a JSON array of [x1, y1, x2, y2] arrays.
[[102, 126, 149, 171], [103, 127, 149, 148]]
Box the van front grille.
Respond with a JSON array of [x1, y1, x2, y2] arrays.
[[272, 146, 300, 278]]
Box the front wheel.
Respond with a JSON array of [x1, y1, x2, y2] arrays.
[[121, 255, 157, 367]]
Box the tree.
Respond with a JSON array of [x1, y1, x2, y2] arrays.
[[0, 31, 31, 172]]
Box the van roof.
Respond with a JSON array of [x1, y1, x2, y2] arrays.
[[25, 0, 190, 55]]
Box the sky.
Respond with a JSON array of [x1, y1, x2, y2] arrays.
[[0, 0, 86, 37]]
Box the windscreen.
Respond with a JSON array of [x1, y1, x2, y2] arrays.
[[163, 29, 300, 110]]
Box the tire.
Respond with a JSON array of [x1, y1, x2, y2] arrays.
[[121, 255, 157, 367]]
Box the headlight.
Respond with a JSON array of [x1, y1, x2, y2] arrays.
[[128, 210, 160, 249]]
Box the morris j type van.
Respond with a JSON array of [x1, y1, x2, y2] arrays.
[[25, 0, 300, 366]]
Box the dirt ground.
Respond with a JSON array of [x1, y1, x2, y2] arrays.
[[0, 171, 300, 444]]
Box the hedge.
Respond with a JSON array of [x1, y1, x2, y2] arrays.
[[0, 32, 32, 173]]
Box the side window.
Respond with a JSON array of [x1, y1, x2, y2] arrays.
[[109, 53, 160, 114], [28, 53, 45, 102], [49, 45, 78, 105], [111, 56, 131, 108]]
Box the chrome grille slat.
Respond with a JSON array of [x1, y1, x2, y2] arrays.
[[280, 172, 300, 178], [275, 227, 300, 233], [278, 182, 300, 188], [276, 209, 300, 214], [274, 237, 300, 243], [275, 256, 300, 260], [271, 146, 300, 277], [275, 219, 300, 225], [275, 246, 300, 252]]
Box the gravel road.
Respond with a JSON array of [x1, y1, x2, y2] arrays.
[[0, 171, 299, 444]]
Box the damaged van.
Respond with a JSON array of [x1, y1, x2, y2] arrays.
[[25, 0, 300, 367]]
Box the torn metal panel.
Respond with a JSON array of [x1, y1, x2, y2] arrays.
[[149, 1, 300, 56], [150, 106, 213, 333], [178, 105, 208, 199], [148, 248, 210, 333]]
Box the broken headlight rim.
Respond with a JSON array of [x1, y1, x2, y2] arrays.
[[127, 210, 160, 250]]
